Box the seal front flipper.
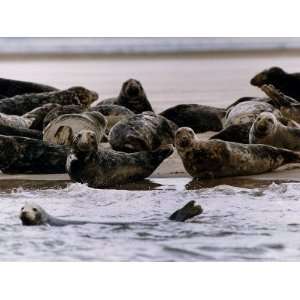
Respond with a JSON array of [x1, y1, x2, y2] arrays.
[[169, 201, 203, 222]]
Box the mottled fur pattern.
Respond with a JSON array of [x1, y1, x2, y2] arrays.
[[160, 104, 225, 133], [98, 79, 153, 114], [109, 112, 177, 152], [67, 130, 174, 188], [175, 127, 300, 179]]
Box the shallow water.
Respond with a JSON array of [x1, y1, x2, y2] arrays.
[[2, 177, 300, 261]]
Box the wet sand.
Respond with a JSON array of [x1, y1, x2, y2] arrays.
[[2, 51, 300, 184]]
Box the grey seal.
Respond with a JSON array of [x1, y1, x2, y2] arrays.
[[160, 104, 225, 133], [249, 112, 300, 151], [175, 127, 300, 179], [66, 129, 174, 188], [98, 79, 153, 114], [109, 111, 177, 152]]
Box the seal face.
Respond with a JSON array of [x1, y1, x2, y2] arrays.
[[160, 104, 225, 133], [250, 112, 300, 151], [108, 112, 177, 152], [250, 67, 300, 101], [67, 129, 174, 188], [99, 79, 153, 114], [19, 203, 48, 226], [175, 127, 300, 179]]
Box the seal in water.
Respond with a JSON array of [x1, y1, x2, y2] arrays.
[[108, 112, 177, 152], [43, 111, 107, 146], [0, 77, 57, 97], [98, 79, 154, 114], [66, 129, 174, 188], [91, 104, 134, 131], [160, 104, 225, 133], [249, 112, 300, 151], [20, 200, 202, 226], [43, 104, 85, 129], [175, 127, 300, 179], [0, 135, 68, 174], [0, 86, 98, 116], [250, 67, 300, 101]]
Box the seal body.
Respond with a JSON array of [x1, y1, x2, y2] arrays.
[[160, 104, 225, 133], [250, 67, 300, 101], [91, 104, 134, 131], [0, 135, 68, 174], [175, 127, 300, 179], [0, 77, 57, 97], [66, 130, 174, 188], [43, 111, 107, 146], [0, 86, 98, 116], [250, 112, 300, 151], [109, 112, 177, 152], [99, 79, 153, 114]]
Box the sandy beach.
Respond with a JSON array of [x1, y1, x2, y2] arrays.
[[2, 51, 300, 184]]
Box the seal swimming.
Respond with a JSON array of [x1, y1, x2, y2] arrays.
[[249, 112, 300, 151], [0, 77, 57, 97], [250, 66, 300, 101], [175, 127, 300, 179], [0, 135, 68, 174], [98, 79, 154, 114], [0, 86, 98, 115], [160, 104, 225, 133], [109, 112, 177, 152], [66, 129, 174, 188], [20, 200, 202, 226]]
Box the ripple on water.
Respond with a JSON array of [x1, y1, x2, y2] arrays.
[[1, 179, 300, 261]]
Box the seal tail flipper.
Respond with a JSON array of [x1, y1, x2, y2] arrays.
[[151, 144, 174, 162], [169, 200, 203, 222], [54, 125, 74, 145]]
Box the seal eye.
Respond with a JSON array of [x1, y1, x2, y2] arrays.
[[21, 207, 24, 210], [32, 208, 38, 212]]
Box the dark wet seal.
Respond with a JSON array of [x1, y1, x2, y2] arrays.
[[160, 104, 225, 133], [169, 201, 203, 222], [0, 77, 58, 98], [0, 135, 69, 174], [67, 129, 174, 188], [0, 86, 98, 116], [176, 127, 300, 179], [250, 66, 300, 101], [98, 78, 153, 114], [0, 124, 42, 139]]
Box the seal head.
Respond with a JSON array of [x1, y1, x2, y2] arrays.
[[19, 202, 48, 226], [175, 127, 196, 150], [251, 112, 277, 139], [250, 67, 286, 87]]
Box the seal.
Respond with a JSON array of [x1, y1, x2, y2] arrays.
[[0, 77, 57, 97], [160, 104, 225, 133], [0, 135, 68, 174], [43, 111, 107, 146], [98, 79, 154, 114], [20, 200, 202, 226], [66, 129, 174, 188], [43, 104, 85, 129], [91, 104, 134, 131], [250, 66, 300, 101], [108, 111, 177, 152], [175, 127, 300, 179], [0, 86, 98, 116], [249, 112, 300, 151]]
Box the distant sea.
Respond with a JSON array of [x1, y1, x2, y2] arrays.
[[0, 38, 300, 55]]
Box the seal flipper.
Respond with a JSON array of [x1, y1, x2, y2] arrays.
[[169, 200, 203, 222]]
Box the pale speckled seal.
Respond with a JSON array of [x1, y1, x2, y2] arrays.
[[20, 200, 202, 226], [175, 127, 300, 179], [98, 79, 153, 114], [249, 112, 300, 151], [250, 67, 300, 101], [109, 112, 177, 152], [0, 135, 68, 174], [0, 86, 98, 116], [43, 111, 107, 147], [66, 130, 174, 188], [0, 77, 57, 97], [160, 104, 225, 133]]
